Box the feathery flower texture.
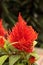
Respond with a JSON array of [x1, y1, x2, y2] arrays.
[[0, 19, 7, 36], [8, 14, 38, 53], [0, 19, 6, 47], [0, 36, 5, 48]]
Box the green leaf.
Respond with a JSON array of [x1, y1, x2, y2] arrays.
[[15, 63, 24, 65], [0, 55, 8, 65], [4, 40, 18, 53], [4, 40, 10, 53], [9, 55, 21, 65], [26, 54, 30, 60], [15, 60, 24, 65]]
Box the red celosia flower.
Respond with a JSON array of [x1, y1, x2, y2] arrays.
[[0, 19, 7, 37], [0, 36, 5, 48], [8, 13, 38, 53], [29, 56, 36, 64]]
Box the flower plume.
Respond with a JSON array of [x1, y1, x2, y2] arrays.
[[0, 19, 7, 37], [8, 13, 38, 53]]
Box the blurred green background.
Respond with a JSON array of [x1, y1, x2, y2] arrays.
[[0, 0, 43, 48]]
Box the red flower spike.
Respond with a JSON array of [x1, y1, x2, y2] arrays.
[[0, 19, 7, 37], [8, 13, 38, 53], [0, 36, 5, 48], [29, 56, 36, 64]]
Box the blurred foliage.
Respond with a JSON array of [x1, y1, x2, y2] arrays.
[[0, 0, 43, 48]]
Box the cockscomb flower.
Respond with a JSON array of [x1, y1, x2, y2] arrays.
[[29, 56, 36, 64], [8, 13, 38, 53], [0, 19, 7, 37]]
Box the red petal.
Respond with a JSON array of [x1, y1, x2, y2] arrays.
[[0, 19, 7, 37], [0, 36, 5, 48]]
